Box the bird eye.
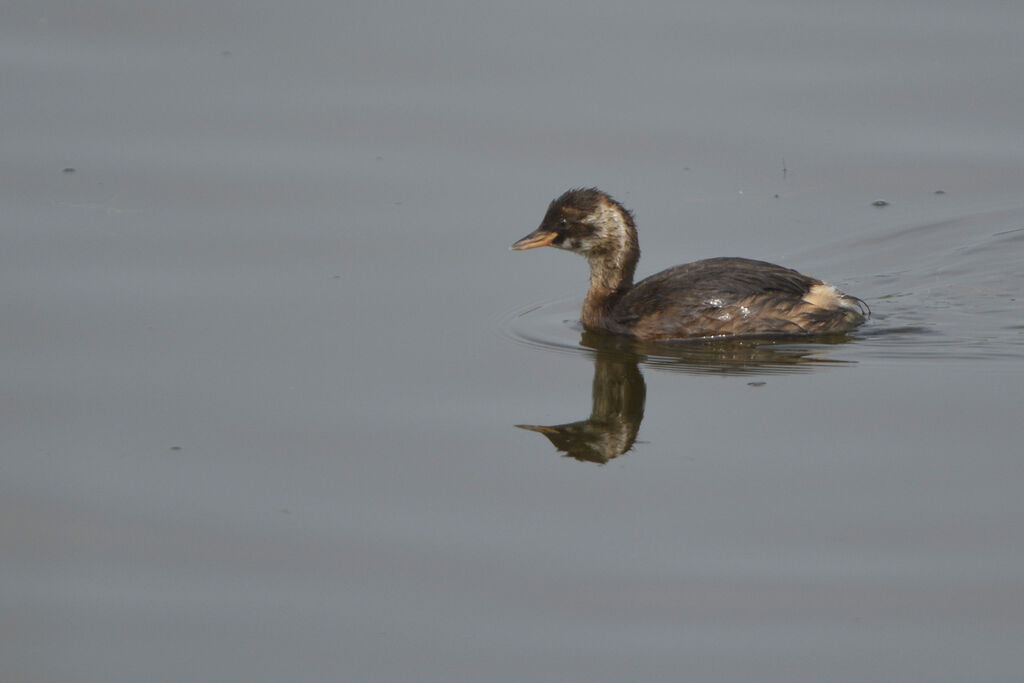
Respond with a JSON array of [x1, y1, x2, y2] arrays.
[[559, 218, 568, 227]]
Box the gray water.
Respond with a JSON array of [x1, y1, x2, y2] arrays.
[[3, 1, 1023, 681]]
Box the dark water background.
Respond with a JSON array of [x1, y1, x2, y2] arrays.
[[3, 1, 1023, 681]]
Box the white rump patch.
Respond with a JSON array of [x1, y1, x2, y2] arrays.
[[802, 283, 848, 310]]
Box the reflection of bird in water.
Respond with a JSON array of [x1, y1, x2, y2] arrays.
[[517, 345, 646, 464], [512, 188, 868, 340], [516, 332, 861, 463]]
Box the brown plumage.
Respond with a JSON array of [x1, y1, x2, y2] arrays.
[[511, 188, 868, 340]]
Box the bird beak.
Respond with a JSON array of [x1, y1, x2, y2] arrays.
[[510, 229, 557, 251], [514, 424, 559, 434]]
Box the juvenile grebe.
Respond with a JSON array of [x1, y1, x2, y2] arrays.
[[511, 188, 868, 340]]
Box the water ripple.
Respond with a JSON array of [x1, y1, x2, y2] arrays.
[[500, 206, 1024, 369], [497, 297, 862, 375]]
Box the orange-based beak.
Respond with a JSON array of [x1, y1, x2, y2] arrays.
[[510, 228, 557, 251], [514, 424, 559, 434]]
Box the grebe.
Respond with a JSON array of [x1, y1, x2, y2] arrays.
[[511, 188, 868, 340]]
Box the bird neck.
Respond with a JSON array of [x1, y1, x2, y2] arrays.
[[581, 246, 638, 331]]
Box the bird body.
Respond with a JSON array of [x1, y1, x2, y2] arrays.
[[512, 188, 867, 340]]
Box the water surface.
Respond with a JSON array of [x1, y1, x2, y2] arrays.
[[3, 1, 1023, 682]]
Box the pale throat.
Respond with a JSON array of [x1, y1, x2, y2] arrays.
[[581, 204, 638, 322]]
